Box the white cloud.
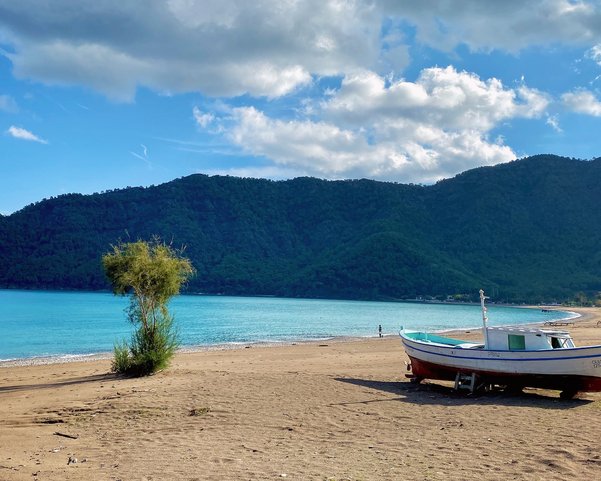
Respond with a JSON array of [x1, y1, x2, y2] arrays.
[[229, 106, 380, 177], [216, 67, 551, 182], [380, 0, 601, 53], [5, 125, 47, 143], [562, 89, 601, 116], [0, 1, 588, 184], [0, 94, 18, 112], [0, 1, 379, 100], [323, 67, 548, 131], [515, 85, 550, 118], [546, 114, 563, 132], [587, 44, 601, 65], [227, 106, 516, 183], [3, 1, 596, 101], [193, 106, 215, 128]]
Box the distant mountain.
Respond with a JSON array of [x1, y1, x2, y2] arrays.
[[1, 154, 600, 302]]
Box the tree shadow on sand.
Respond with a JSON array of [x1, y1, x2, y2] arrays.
[[334, 377, 594, 409], [0, 373, 120, 394]]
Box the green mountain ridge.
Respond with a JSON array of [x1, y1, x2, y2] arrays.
[[1, 154, 600, 303]]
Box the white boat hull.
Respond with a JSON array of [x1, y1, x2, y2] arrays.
[[401, 332, 601, 393]]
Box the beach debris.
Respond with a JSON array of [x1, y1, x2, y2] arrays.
[[189, 407, 210, 416], [67, 456, 77, 465], [242, 444, 263, 453], [39, 418, 65, 424], [53, 431, 79, 440]]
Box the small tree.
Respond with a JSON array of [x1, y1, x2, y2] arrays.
[[103, 239, 194, 376]]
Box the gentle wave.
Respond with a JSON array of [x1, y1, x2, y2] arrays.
[[0, 290, 576, 362]]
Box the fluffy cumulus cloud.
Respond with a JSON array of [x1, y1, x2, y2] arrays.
[[562, 89, 601, 116], [207, 67, 547, 183], [324, 67, 548, 130], [3, 1, 599, 182], [2, 1, 600, 101], [0, 0, 379, 101], [6, 125, 47, 143]]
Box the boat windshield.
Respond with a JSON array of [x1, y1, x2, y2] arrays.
[[549, 336, 574, 349]]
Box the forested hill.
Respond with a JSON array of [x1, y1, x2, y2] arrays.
[[1, 154, 600, 303]]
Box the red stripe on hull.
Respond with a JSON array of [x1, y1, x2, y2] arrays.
[[408, 356, 601, 393]]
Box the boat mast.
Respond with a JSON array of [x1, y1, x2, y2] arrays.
[[480, 289, 490, 348]]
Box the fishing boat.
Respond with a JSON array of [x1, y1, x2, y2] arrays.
[[400, 290, 601, 399]]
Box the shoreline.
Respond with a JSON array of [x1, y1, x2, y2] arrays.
[[0, 334, 388, 368], [0, 306, 588, 369]]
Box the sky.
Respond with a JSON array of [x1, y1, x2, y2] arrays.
[[2, 0, 601, 215]]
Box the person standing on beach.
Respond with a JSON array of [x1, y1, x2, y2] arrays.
[[378, 324, 382, 338]]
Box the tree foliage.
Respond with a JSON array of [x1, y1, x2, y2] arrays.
[[1, 155, 601, 303], [103, 239, 194, 376]]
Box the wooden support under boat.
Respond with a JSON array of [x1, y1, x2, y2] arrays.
[[454, 372, 478, 393]]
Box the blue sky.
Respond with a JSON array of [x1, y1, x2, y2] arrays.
[[2, 1, 601, 214]]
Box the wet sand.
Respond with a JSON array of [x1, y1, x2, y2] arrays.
[[1, 307, 600, 480]]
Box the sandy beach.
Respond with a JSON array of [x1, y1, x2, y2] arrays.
[[1, 308, 601, 481]]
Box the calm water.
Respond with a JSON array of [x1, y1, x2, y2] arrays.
[[0, 290, 575, 361]]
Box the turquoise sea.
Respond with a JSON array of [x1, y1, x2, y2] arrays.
[[0, 290, 576, 362]]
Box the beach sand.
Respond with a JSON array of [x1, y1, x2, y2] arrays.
[[1, 308, 601, 480]]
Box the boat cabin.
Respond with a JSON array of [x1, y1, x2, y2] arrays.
[[402, 326, 576, 352], [486, 326, 575, 351]]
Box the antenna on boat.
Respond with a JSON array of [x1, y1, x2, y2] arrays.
[[480, 289, 490, 348]]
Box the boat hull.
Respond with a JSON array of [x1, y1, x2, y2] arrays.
[[401, 333, 601, 393], [408, 355, 601, 392]]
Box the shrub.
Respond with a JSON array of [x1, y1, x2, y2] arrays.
[[112, 340, 132, 373], [103, 239, 194, 376]]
